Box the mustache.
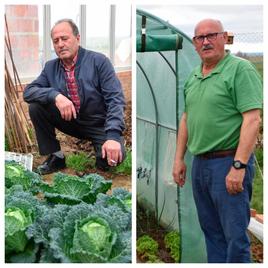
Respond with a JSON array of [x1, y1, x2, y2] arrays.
[[59, 49, 69, 53], [202, 44, 214, 51]]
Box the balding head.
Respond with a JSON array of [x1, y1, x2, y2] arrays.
[[193, 19, 227, 66], [194, 19, 224, 36]]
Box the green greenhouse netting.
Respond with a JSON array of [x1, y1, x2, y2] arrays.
[[136, 9, 207, 263]]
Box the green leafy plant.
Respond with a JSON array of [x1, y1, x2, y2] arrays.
[[97, 188, 131, 211], [5, 161, 132, 263], [39, 172, 112, 205], [164, 231, 180, 262], [31, 203, 131, 263], [66, 152, 95, 172], [251, 148, 263, 213], [5, 185, 44, 262], [146, 253, 163, 263], [113, 150, 131, 175], [254, 148, 263, 171], [5, 161, 41, 193], [137, 235, 161, 263], [96, 188, 132, 229], [5, 208, 32, 253]]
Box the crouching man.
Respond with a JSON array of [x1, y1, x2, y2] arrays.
[[24, 19, 126, 174]]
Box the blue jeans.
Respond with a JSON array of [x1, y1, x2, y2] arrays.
[[191, 155, 255, 263]]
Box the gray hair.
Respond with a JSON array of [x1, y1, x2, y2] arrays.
[[51, 18, 79, 37]]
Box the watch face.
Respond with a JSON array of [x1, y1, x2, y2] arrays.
[[234, 161, 241, 168]]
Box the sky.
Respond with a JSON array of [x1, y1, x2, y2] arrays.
[[138, 5, 263, 53]]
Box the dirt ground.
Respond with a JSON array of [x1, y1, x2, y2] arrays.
[[137, 204, 263, 263], [30, 100, 132, 192]]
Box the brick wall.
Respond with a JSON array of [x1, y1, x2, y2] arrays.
[[117, 70, 132, 102], [5, 5, 39, 79]]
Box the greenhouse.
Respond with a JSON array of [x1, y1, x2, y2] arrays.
[[5, 4, 132, 263], [136, 9, 206, 263], [136, 7, 264, 263]]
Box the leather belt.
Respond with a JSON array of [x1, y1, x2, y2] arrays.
[[197, 149, 236, 160]]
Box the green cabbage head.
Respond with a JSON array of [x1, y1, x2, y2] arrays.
[[71, 217, 117, 261], [5, 207, 32, 253]]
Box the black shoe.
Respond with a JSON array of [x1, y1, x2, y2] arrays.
[[36, 154, 66, 175]]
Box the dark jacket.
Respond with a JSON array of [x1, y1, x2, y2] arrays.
[[23, 46, 125, 141]]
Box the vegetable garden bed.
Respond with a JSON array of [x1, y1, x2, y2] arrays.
[[137, 204, 178, 263], [5, 161, 132, 263], [137, 203, 263, 263]]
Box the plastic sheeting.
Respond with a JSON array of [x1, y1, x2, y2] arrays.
[[136, 9, 207, 263]]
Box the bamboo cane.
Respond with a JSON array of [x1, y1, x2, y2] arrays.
[[4, 14, 37, 153]]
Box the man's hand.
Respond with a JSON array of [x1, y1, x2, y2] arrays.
[[225, 167, 245, 195], [55, 94, 77, 121], [102, 140, 122, 166], [173, 160, 187, 187]]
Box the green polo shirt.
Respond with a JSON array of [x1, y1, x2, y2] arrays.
[[184, 52, 262, 155]]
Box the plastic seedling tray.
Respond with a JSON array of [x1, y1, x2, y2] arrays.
[[5, 151, 33, 171]]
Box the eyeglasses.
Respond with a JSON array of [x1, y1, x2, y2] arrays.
[[193, 32, 224, 43]]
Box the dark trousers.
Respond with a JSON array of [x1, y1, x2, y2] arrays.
[[191, 155, 255, 263], [28, 102, 125, 169]]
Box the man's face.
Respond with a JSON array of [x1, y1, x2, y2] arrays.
[[51, 22, 80, 62], [193, 21, 227, 63]]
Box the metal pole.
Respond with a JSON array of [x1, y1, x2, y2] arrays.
[[109, 5, 116, 64], [175, 49, 182, 262], [43, 5, 51, 63], [80, 5, 86, 48], [136, 60, 160, 223]]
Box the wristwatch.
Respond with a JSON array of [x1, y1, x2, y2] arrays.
[[232, 160, 247, 169]]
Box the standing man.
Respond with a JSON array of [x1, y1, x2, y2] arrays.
[[24, 19, 126, 174], [172, 19, 262, 263]]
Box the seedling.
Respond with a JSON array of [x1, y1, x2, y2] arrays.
[[113, 150, 131, 175], [66, 152, 95, 172]]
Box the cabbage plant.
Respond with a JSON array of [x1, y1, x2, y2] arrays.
[[46, 203, 131, 263], [5, 161, 41, 192], [96, 188, 132, 230], [39, 173, 112, 205], [5, 185, 44, 262], [5, 162, 132, 263], [5, 207, 32, 253]]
